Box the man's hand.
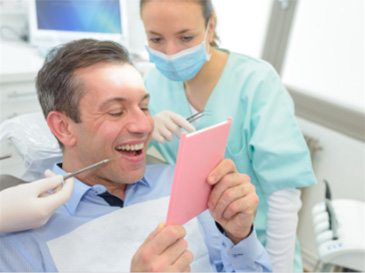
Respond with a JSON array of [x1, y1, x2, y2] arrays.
[[131, 224, 193, 272], [207, 159, 258, 244]]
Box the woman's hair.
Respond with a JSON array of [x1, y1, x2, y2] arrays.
[[140, 0, 220, 47]]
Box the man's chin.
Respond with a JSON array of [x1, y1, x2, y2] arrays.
[[119, 169, 145, 184]]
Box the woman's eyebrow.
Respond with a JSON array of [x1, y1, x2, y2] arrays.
[[148, 29, 192, 36]]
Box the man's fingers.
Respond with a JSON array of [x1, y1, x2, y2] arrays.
[[207, 159, 237, 185], [132, 225, 188, 272], [171, 249, 194, 272], [183, 265, 192, 272], [208, 172, 243, 209], [145, 222, 165, 243], [147, 225, 186, 255], [163, 238, 189, 265], [222, 196, 253, 220], [210, 183, 247, 219]]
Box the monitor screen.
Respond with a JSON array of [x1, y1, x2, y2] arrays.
[[28, 0, 128, 47]]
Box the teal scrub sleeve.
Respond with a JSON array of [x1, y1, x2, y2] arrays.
[[248, 67, 317, 194]]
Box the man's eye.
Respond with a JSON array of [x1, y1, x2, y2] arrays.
[[109, 111, 124, 117], [141, 107, 149, 112]]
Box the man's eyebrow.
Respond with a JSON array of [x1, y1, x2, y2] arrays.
[[99, 94, 150, 108], [99, 97, 126, 109], [141, 94, 150, 102]]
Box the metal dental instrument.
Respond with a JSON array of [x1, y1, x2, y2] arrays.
[[186, 111, 204, 123], [63, 158, 111, 180]]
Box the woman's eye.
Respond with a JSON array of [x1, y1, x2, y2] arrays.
[[149, 37, 162, 44], [181, 36, 193, 42]]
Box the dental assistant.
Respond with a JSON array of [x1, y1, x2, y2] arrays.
[[140, 0, 317, 272]]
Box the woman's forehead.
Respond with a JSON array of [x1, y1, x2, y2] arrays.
[[141, 0, 204, 23]]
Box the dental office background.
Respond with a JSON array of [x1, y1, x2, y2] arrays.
[[0, 0, 364, 271]]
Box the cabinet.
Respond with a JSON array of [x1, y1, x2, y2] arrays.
[[0, 41, 44, 177]]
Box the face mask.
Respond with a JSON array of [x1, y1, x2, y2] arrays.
[[146, 26, 211, 81]]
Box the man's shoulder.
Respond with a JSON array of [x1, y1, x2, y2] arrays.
[[0, 229, 54, 271]]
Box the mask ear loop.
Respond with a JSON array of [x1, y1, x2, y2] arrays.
[[204, 19, 212, 61]]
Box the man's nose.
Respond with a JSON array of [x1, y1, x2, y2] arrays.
[[126, 110, 153, 134]]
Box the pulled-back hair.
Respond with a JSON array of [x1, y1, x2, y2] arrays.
[[36, 39, 131, 123]]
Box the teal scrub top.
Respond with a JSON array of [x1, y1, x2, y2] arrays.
[[145, 50, 316, 245]]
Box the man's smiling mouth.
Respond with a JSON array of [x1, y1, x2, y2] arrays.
[[115, 143, 144, 156]]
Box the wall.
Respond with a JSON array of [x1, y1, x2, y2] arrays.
[[213, 0, 272, 58], [282, 0, 364, 112], [124, 0, 147, 56], [0, 0, 27, 42]]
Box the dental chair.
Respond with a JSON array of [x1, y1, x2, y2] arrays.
[[0, 112, 166, 189], [0, 112, 62, 182], [0, 174, 26, 191], [312, 181, 365, 271]]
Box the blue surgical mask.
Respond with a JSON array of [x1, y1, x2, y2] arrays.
[[146, 28, 211, 81]]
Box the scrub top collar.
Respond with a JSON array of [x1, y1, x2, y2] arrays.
[[52, 163, 151, 215]]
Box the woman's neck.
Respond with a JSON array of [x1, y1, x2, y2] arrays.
[[184, 48, 228, 111]]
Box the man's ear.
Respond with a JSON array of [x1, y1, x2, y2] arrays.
[[47, 111, 77, 147]]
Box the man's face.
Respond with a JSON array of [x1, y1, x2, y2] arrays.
[[66, 62, 153, 185]]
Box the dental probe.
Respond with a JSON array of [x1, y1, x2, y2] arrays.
[[63, 158, 111, 180]]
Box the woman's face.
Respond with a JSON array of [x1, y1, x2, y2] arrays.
[[141, 0, 212, 55]]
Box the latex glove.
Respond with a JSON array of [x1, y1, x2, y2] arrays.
[[152, 111, 196, 143], [131, 223, 193, 272], [0, 170, 74, 233]]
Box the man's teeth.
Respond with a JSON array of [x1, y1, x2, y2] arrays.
[[116, 143, 144, 151]]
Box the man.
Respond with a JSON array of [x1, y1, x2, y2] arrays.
[[0, 39, 271, 272]]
